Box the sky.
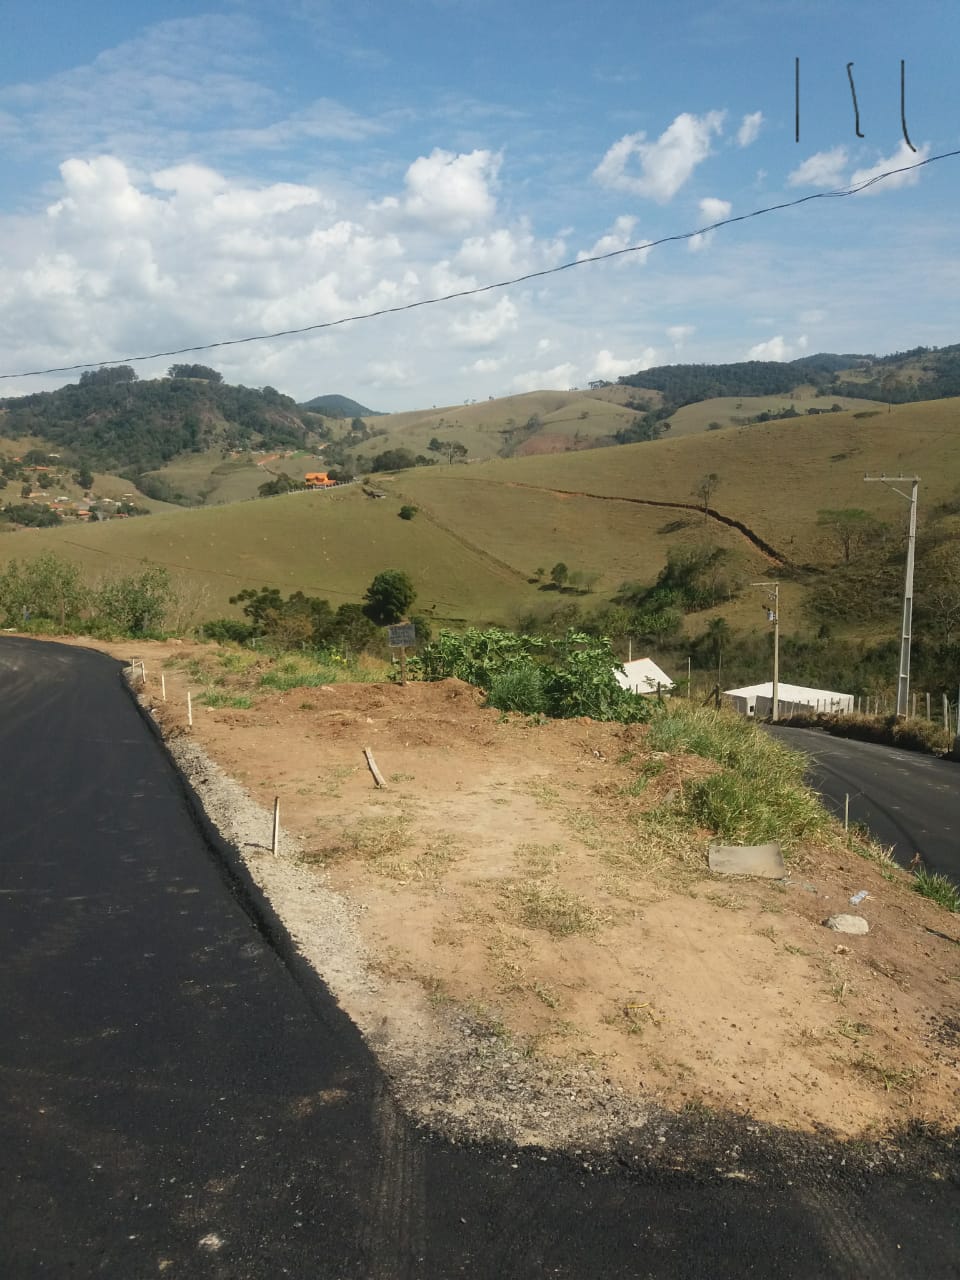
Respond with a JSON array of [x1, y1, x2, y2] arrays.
[[0, 0, 958, 410]]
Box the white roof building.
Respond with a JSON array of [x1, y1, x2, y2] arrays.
[[614, 658, 676, 696], [723, 681, 854, 718]]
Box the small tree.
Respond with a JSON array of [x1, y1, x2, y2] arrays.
[[693, 472, 720, 518], [816, 508, 886, 563], [362, 570, 416, 625], [74, 466, 94, 490], [550, 562, 569, 588], [96, 567, 170, 636], [398, 505, 418, 520]]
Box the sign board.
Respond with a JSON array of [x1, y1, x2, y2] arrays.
[[387, 622, 416, 648]]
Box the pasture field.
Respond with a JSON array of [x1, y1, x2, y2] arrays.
[[667, 393, 886, 437], [0, 397, 956, 642]]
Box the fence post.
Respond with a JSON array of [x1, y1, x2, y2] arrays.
[[926, 691, 931, 721], [272, 796, 280, 855], [161, 673, 166, 703], [943, 693, 949, 730], [187, 690, 193, 727]]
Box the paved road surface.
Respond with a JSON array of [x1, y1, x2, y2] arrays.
[[1, 638, 957, 1277], [765, 726, 960, 880]]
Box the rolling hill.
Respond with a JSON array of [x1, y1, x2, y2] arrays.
[[2, 395, 956, 644]]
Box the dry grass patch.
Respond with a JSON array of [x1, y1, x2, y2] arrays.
[[498, 878, 604, 937]]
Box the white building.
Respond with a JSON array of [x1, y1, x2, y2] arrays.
[[615, 658, 676, 697], [723, 681, 854, 718]]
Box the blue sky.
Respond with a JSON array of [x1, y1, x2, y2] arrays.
[[0, 0, 957, 409]]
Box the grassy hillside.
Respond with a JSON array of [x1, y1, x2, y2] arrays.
[[391, 398, 960, 570], [141, 448, 331, 506], [0, 485, 544, 624], [350, 389, 641, 462], [1, 396, 956, 645], [667, 393, 885, 437]]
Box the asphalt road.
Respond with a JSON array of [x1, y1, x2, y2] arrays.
[[765, 725, 960, 880], [1, 638, 957, 1278]]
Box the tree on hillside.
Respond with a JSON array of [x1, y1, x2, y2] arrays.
[[693, 472, 720, 518], [917, 540, 960, 646], [439, 441, 468, 464], [816, 508, 887, 563], [79, 365, 137, 387], [258, 472, 304, 498], [362, 570, 416, 625], [74, 466, 94, 490], [168, 364, 223, 383], [550, 562, 569, 588]]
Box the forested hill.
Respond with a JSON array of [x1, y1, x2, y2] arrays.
[[0, 364, 322, 476], [300, 393, 381, 417], [618, 344, 960, 406]]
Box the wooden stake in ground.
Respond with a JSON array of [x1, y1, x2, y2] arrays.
[[187, 690, 193, 727], [272, 796, 280, 855], [363, 747, 388, 789]]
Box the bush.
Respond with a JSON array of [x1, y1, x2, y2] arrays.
[[398, 505, 418, 520], [200, 618, 256, 643], [407, 626, 649, 723], [96, 567, 170, 637], [486, 665, 548, 715]]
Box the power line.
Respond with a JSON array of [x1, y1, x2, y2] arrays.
[[2, 147, 957, 383]]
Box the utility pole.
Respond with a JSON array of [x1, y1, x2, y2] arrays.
[[864, 475, 919, 718], [752, 581, 780, 721]]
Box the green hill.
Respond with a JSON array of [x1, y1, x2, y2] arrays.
[[300, 394, 381, 417], [0, 365, 319, 480], [2, 395, 957, 646]]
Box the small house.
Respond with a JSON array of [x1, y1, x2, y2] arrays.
[[614, 658, 675, 697], [723, 681, 854, 718]]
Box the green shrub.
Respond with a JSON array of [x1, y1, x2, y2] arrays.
[[486, 665, 548, 714], [200, 618, 256, 643], [408, 626, 648, 723]]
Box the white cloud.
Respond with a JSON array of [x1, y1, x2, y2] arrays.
[[593, 111, 725, 202], [450, 296, 519, 347], [788, 147, 848, 189], [667, 324, 695, 344], [589, 348, 657, 381], [688, 197, 732, 252], [399, 147, 501, 231], [850, 141, 930, 195], [746, 334, 808, 361], [465, 356, 503, 374], [454, 223, 566, 278], [736, 112, 763, 147], [799, 309, 826, 325], [367, 360, 414, 387], [576, 215, 650, 265], [510, 362, 578, 393]]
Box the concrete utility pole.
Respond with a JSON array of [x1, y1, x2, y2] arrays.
[[864, 475, 919, 719], [752, 581, 780, 721]]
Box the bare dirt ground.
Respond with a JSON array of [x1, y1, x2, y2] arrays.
[[35, 636, 960, 1155]]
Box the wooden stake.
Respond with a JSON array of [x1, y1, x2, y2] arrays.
[[363, 747, 388, 789], [943, 693, 950, 730], [272, 796, 280, 855], [926, 691, 931, 721], [161, 673, 166, 702], [187, 690, 193, 727]]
